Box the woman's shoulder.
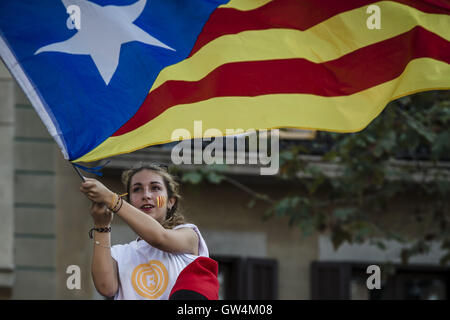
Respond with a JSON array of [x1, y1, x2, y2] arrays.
[[173, 223, 209, 257], [172, 223, 199, 230], [172, 223, 203, 238]]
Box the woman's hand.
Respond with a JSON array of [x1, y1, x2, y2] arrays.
[[80, 178, 114, 205], [90, 201, 114, 227]]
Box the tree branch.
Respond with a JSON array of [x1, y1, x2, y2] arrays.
[[223, 176, 275, 204]]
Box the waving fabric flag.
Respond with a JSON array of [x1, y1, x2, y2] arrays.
[[0, 0, 449, 163]]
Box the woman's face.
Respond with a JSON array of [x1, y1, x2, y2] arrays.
[[129, 169, 173, 224]]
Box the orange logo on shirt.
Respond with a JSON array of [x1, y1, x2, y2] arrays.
[[131, 260, 169, 299]]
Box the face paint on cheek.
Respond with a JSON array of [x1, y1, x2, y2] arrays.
[[156, 196, 166, 208]]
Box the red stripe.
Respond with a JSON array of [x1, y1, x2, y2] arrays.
[[190, 0, 450, 56], [113, 27, 450, 137]]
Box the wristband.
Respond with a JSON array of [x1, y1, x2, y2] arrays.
[[112, 196, 123, 213], [89, 226, 111, 239], [109, 193, 117, 210]]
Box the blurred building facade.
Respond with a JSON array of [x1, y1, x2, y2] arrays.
[[1, 61, 449, 300]]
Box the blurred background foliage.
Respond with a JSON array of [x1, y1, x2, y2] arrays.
[[174, 91, 450, 266]]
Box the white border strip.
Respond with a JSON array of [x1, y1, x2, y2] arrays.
[[0, 35, 69, 159]]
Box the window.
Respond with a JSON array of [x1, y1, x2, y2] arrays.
[[212, 255, 278, 300], [311, 261, 449, 300]]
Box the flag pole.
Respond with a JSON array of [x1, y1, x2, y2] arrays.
[[71, 163, 86, 182]]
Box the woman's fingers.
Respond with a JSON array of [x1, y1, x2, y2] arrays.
[[81, 181, 94, 189], [81, 178, 99, 189], [80, 179, 111, 205], [80, 184, 92, 194], [80, 180, 100, 199]]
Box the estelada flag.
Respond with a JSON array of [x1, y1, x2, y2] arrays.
[[0, 0, 449, 163]]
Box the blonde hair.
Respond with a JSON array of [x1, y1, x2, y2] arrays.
[[121, 163, 186, 229]]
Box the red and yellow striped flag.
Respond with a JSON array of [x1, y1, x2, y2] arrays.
[[76, 0, 450, 162], [157, 196, 166, 208]]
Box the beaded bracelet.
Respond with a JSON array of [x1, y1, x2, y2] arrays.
[[108, 193, 118, 211], [108, 193, 127, 213], [88, 226, 111, 239], [112, 196, 123, 213], [109, 193, 120, 211]]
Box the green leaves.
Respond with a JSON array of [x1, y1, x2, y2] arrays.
[[247, 198, 256, 209], [205, 171, 225, 184], [331, 225, 353, 250], [181, 171, 202, 184], [373, 240, 387, 250], [180, 164, 227, 185], [432, 131, 450, 159], [345, 221, 373, 243], [332, 207, 356, 222], [397, 108, 436, 143], [266, 196, 318, 237], [400, 240, 430, 265], [385, 231, 407, 244], [271, 196, 306, 219]]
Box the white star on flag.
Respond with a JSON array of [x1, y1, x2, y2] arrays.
[[35, 0, 175, 85]]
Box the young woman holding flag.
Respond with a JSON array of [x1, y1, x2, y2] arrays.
[[79, 163, 216, 300]]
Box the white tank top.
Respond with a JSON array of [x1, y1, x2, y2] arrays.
[[110, 223, 208, 300]]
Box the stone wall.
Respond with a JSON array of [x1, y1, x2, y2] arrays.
[[0, 58, 15, 299]]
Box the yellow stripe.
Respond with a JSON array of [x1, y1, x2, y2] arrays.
[[219, 0, 272, 11], [74, 58, 450, 163], [150, 1, 450, 92]]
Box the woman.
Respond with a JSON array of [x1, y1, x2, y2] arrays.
[[79, 163, 209, 300]]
